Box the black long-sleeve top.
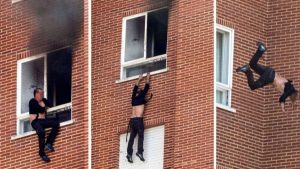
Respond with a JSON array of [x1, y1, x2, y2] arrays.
[[279, 80, 297, 103], [131, 83, 150, 106], [29, 98, 52, 115]]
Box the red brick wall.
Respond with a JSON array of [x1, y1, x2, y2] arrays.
[[173, 0, 214, 168], [263, 1, 300, 168], [91, 0, 214, 168], [217, 0, 268, 169], [0, 0, 88, 168]]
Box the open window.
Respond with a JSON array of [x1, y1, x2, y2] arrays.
[[121, 8, 168, 80], [16, 48, 72, 135], [216, 25, 235, 112], [119, 125, 165, 169]]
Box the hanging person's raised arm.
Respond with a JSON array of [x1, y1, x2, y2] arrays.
[[132, 74, 144, 97], [143, 72, 151, 94]]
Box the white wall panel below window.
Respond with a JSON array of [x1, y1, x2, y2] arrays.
[[119, 125, 165, 169]]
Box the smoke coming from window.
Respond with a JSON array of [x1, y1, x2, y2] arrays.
[[26, 0, 83, 50]]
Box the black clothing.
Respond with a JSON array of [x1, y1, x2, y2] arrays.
[[127, 117, 144, 156], [31, 118, 60, 156], [29, 98, 52, 119], [247, 49, 275, 90], [40, 155, 50, 163], [247, 49, 297, 103], [131, 84, 150, 106], [29, 98, 59, 157], [127, 83, 151, 156], [279, 80, 297, 103], [126, 155, 133, 163]]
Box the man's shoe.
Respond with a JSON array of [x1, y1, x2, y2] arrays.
[[126, 155, 133, 163], [45, 143, 55, 152], [257, 41, 267, 52], [236, 65, 250, 73], [136, 152, 145, 162], [40, 155, 50, 163]]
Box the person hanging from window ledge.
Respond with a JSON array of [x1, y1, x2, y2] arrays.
[[29, 88, 60, 163], [236, 42, 299, 113], [126, 72, 153, 163]]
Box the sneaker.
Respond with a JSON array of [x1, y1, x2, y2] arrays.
[[40, 155, 50, 163], [126, 155, 133, 163], [136, 152, 145, 162], [236, 65, 250, 73], [257, 42, 267, 52], [45, 143, 55, 152]]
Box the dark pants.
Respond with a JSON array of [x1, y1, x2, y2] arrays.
[[31, 118, 60, 156], [247, 49, 275, 90], [127, 117, 144, 156]]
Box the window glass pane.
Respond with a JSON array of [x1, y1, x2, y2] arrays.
[[47, 48, 72, 106], [125, 59, 166, 78], [21, 119, 34, 133], [57, 109, 72, 123], [21, 57, 44, 114], [216, 31, 229, 85], [124, 16, 145, 62], [216, 32, 222, 83], [217, 89, 229, 106], [47, 109, 71, 123], [146, 8, 168, 58]]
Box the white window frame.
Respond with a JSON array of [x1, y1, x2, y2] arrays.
[[12, 0, 23, 4], [215, 24, 235, 112], [16, 51, 72, 135], [120, 7, 168, 80]]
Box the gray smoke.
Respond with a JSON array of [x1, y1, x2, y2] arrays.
[[26, 0, 83, 50]]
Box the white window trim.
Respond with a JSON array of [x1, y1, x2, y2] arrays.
[[16, 54, 47, 135], [12, 0, 23, 4], [17, 103, 72, 121], [120, 7, 168, 81], [115, 67, 168, 84], [16, 49, 73, 135], [216, 24, 235, 112]]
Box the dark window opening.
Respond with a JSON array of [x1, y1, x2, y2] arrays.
[[47, 48, 72, 107], [146, 8, 168, 58]]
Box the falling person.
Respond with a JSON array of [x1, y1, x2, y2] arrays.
[[236, 42, 299, 112]]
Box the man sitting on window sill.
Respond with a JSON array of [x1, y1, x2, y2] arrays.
[[29, 88, 60, 163], [126, 72, 153, 163]]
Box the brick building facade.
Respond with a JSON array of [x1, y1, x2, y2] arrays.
[[217, 0, 300, 169], [0, 0, 88, 168], [92, 0, 214, 168], [3, 0, 298, 168]]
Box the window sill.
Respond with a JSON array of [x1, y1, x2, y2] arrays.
[[11, 119, 74, 140], [12, 0, 23, 4], [115, 68, 168, 84], [122, 54, 167, 68], [216, 103, 236, 113]]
